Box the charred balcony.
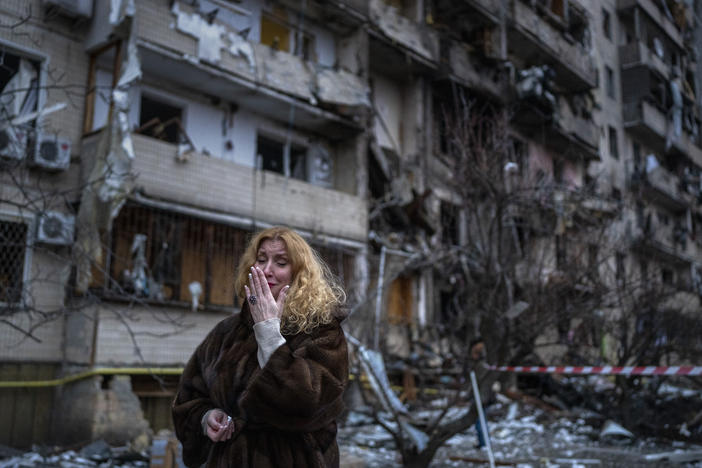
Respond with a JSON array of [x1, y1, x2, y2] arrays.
[[126, 1, 369, 139], [439, 41, 510, 102], [368, 0, 440, 78], [508, 0, 597, 92]]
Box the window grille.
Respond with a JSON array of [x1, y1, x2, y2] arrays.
[[0, 220, 28, 305], [95, 204, 356, 310]]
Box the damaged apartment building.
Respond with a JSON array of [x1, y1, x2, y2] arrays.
[[0, 0, 701, 448]]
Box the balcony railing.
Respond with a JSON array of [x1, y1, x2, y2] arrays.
[[80, 133, 368, 242], [512, 94, 599, 160], [619, 41, 672, 79], [623, 100, 702, 167], [509, 1, 597, 91]]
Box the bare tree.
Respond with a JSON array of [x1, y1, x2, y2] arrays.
[[348, 84, 702, 465]]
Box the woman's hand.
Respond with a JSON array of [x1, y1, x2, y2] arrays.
[[245, 266, 289, 323], [204, 408, 235, 442]]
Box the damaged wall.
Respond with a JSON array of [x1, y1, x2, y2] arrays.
[[372, 72, 403, 153]]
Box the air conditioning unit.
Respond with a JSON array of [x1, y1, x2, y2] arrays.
[[306, 143, 333, 188], [42, 0, 94, 19], [30, 133, 71, 171], [0, 126, 28, 161], [36, 211, 75, 246]]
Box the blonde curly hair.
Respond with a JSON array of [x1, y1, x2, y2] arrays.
[[234, 226, 346, 335]]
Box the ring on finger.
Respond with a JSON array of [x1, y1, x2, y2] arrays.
[[248, 294, 257, 305]]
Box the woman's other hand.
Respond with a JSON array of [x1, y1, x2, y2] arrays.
[[204, 408, 235, 442]]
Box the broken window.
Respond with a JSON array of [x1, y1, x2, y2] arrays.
[[256, 134, 307, 180], [567, 4, 590, 48], [550, 0, 565, 19], [0, 49, 40, 127], [260, 13, 291, 53], [137, 95, 184, 144], [260, 12, 315, 61], [602, 9, 611, 40], [84, 41, 121, 133], [608, 126, 619, 159], [0, 219, 28, 306], [388, 275, 413, 325], [95, 204, 247, 309]]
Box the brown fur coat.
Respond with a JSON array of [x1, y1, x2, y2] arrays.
[[172, 304, 348, 468]]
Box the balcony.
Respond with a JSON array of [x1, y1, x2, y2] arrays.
[[131, 2, 368, 138], [512, 95, 599, 161], [623, 100, 702, 167], [617, 0, 684, 49], [630, 217, 694, 266], [368, 0, 439, 76], [619, 41, 672, 79], [631, 165, 690, 212], [81, 134, 368, 242], [444, 41, 509, 100], [508, 1, 597, 91]]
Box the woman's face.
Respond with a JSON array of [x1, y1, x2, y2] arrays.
[[255, 238, 293, 299]]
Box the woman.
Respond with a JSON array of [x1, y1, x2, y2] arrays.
[[172, 226, 349, 468]]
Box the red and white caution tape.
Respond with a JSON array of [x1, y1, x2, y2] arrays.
[[489, 365, 702, 376]]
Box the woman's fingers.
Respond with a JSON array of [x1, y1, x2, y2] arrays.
[[250, 266, 264, 297], [275, 285, 290, 317]]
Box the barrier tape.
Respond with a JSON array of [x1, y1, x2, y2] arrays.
[[488, 365, 702, 376]]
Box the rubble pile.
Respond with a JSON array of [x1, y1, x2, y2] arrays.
[[0, 440, 149, 468], [338, 394, 702, 468]]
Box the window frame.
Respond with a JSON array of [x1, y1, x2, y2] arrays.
[[0, 39, 48, 135], [0, 211, 34, 308], [602, 8, 612, 41], [605, 65, 615, 99], [136, 87, 189, 145], [255, 131, 309, 180]]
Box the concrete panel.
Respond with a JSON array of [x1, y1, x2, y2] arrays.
[[94, 307, 227, 365], [368, 0, 438, 63]]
